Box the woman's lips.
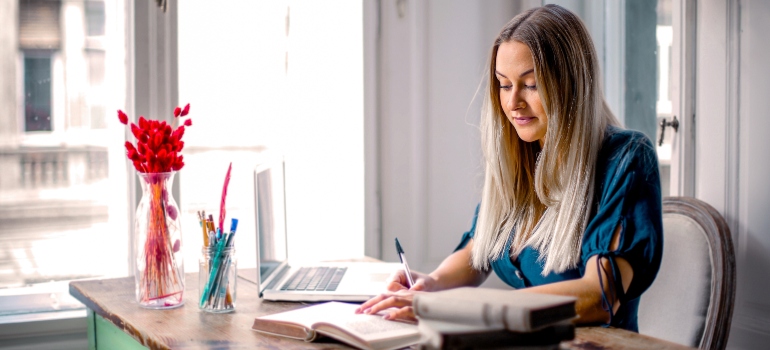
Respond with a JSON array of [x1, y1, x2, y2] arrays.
[[513, 116, 535, 125]]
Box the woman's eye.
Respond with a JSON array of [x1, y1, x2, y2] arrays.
[[499, 85, 512, 91], [524, 84, 537, 90]]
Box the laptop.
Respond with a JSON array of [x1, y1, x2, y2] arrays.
[[249, 156, 402, 302]]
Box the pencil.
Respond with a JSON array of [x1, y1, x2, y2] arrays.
[[199, 211, 209, 247]]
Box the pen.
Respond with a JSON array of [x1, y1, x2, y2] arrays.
[[395, 238, 415, 288], [225, 218, 239, 247]]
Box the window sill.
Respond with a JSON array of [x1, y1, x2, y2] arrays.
[[0, 309, 87, 340], [0, 280, 88, 340]]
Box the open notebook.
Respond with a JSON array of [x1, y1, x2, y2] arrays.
[[244, 156, 401, 302]]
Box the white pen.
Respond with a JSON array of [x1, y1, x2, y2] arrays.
[[395, 238, 415, 288]]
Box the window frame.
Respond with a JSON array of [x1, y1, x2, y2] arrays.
[[0, 0, 178, 344], [669, 0, 697, 197]]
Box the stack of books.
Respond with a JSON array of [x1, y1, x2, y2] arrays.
[[250, 287, 576, 350], [413, 287, 577, 350]]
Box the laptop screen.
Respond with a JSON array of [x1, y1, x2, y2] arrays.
[[254, 158, 288, 284]]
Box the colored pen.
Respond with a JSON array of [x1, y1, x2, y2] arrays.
[[225, 218, 238, 247], [395, 238, 415, 288]]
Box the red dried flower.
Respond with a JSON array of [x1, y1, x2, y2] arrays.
[[118, 110, 128, 125], [131, 124, 144, 140], [180, 103, 190, 117], [127, 149, 140, 161], [119, 104, 193, 173], [133, 160, 144, 172], [175, 126, 185, 140]]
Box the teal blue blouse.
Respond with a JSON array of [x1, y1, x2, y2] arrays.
[[456, 126, 663, 332]]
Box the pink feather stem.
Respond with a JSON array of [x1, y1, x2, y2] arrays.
[[218, 162, 232, 234]]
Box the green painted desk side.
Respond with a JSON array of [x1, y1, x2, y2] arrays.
[[87, 309, 145, 350]]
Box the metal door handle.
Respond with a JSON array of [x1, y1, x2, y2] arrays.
[[658, 115, 679, 146]]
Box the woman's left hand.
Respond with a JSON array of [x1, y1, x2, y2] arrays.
[[355, 289, 420, 322]]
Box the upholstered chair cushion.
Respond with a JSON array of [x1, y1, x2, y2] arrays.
[[637, 213, 712, 347]]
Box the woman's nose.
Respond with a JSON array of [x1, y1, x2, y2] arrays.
[[507, 92, 524, 111]]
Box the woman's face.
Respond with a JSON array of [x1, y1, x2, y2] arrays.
[[495, 41, 547, 146]]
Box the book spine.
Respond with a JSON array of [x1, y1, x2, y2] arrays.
[[500, 304, 530, 331], [440, 326, 572, 349], [251, 319, 317, 341], [414, 296, 530, 331], [417, 323, 574, 350]]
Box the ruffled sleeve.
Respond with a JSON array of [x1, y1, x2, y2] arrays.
[[580, 130, 664, 323]]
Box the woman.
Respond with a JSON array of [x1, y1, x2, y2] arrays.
[[357, 4, 662, 332]]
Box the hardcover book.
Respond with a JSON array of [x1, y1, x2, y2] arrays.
[[417, 318, 574, 350], [413, 287, 577, 332]]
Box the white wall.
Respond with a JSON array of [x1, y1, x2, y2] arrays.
[[725, 0, 770, 348], [374, 0, 536, 289], [696, 0, 770, 348]]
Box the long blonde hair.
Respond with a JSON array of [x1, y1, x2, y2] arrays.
[[471, 4, 621, 274]]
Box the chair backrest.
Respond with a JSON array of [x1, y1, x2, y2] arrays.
[[638, 197, 736, 349]]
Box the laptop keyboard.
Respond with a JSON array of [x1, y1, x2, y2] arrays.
[[280, 267, 347, 291]]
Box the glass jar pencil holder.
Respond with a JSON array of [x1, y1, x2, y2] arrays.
[[198, 246, 237, 313]]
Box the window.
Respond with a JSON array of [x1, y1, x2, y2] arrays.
[[0, 0, 129, 318], [546, 0, 676, 196], [177, 0, 366, 272], [23, 54, 53, 132], [85, 0, 105, 36]]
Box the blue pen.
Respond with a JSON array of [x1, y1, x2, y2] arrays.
[[230, 218, 239, 234], [225, 218, 239, 247]]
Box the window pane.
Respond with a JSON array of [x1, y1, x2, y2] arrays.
[[547, 0, 674, 196], [85, 1, 105, 36], [655, 0, 673, 197], [0, 0, 129, 316], [178, 1, 367, 271], [177, 1, 287, 275], [24, 55, 53, 132]]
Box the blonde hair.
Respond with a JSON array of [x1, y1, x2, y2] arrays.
[[471, 5, 621, 274]]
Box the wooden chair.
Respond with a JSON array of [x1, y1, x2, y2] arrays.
[[638, 197, 736, 349]]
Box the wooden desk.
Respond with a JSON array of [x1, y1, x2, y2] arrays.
[[69, 273, 694, 350]]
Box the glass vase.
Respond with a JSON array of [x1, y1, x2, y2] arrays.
[[134, 172, 185, 309]]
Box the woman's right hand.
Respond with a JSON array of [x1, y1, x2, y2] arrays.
[[386, 269, 436, 292], [355, 270, 436, 322]]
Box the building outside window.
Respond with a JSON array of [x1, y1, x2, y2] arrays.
[[0, 0, 129, 317]]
